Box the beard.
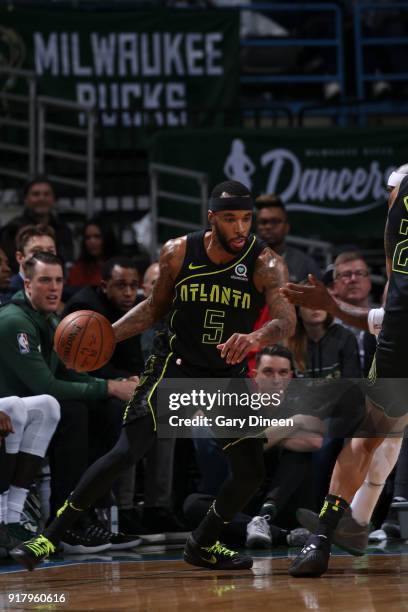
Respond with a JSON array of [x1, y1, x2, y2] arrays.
[[214, 223, 249, 255]]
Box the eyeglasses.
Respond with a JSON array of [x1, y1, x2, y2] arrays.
[[257, 219, 285, 226], [335, 270, 370, 281]]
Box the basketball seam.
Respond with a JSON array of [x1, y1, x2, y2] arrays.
[[72, 315, 91, 370]]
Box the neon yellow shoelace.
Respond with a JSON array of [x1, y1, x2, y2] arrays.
[[25, 535, 55, 557], [206, 541, 237, 558]]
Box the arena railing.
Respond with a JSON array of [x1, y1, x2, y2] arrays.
[[353, 1, 408, 125], [149, 162, 209, 259], [239, 3, 345, 109], [0, 67, 37, 182], [37, 96, 96, 217]]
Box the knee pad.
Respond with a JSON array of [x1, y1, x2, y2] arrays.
[[1, 397, 27, 454], [36, 395, 61, 426]]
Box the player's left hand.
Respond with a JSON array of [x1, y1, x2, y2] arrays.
[[217, 332, 259, 365], [0, 410, 14, 437]]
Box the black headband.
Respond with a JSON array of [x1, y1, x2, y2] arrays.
[[209, 196, 253, 212]]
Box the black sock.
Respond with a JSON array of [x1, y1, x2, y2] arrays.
[[44, 498, 85, 545], [192, 501, 229, 547], [316, 494, 349, 539]]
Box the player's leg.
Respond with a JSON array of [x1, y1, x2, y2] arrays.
[[351, 436, 402, 525], [184, 436, 265, 570], [289, 433, 384, 577], [297, 436, 403, 554]]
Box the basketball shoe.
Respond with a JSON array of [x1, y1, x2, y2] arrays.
[[10, 535, 56, 571], [288, 534, 331, 577], [296, 507, 368, 555], [184, 535, 253, 570]]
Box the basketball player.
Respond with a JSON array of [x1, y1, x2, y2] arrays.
[[287, 164, 408, 576], [11, 180, 296, 571]]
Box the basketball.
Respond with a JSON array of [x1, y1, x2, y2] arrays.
[[54, 310, 116, 372]]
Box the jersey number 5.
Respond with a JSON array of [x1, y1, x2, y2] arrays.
[[202, 309, 225, 344], [392, 219, 408, 275]]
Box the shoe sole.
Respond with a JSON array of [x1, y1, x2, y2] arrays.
[[184, 553, 253, 570], [296, 509, 367, 557], [9, 548, 39, 571], [61, 542, 112, 554], [141, 531, 190, 544], [289, 561, 327, 577], [110, 537, 142, 550], [246, 536, 271, 549]]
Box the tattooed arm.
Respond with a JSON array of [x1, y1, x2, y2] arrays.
[[252, 248, 296, 346], [113, 237, 185, 342], [218, 248, 296, 365]]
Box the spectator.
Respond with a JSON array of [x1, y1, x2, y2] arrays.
[[332, 251, 378, 375], [0, 252, 138, 552], [255, 346, 323, 535], [0, 177, 73, 271], [0, 248, 12, 305], [185, 346, 314, 550], [10, 225, 56, 294], [67, 218, 119, 288], [64, 256, 144, 378], [333, 251, 373, 309], [0, 395, 60, 555], [255, 194, 321, 282], [290, 306, 361, 379]]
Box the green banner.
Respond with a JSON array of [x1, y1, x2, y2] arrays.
[[0, 7, 239, 144], [150, 127, 408, 241]]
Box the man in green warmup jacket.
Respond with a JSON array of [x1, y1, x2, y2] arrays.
[[0, 251, 137, 552]]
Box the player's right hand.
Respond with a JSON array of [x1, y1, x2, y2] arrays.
[[0, 410, 14, 437], [280, 274, 334, 311]]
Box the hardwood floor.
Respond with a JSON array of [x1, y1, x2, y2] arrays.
[[1, 545, 408, 611]]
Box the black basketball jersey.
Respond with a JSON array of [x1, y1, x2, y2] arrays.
[[386, 175, 408, 312], [169, 230, 266, 371]]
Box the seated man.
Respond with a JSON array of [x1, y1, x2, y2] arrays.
[[0, 252, 139, 553], [0, 395, 60, 556], [250, 346, 323, 544]]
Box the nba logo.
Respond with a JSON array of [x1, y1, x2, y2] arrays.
[[17, 333, 30, 354]]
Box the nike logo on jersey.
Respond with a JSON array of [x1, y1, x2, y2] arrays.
[[188, 263, 207, 270]]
